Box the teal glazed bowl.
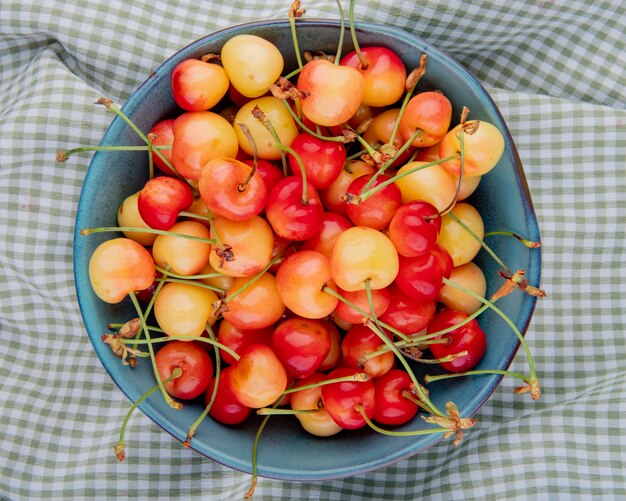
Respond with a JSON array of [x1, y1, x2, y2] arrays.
[[74, 19, 541, 480]]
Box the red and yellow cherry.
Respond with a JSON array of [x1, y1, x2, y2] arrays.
[[170, 58, 229, 111], [137, 175, 194, 231], [216, 319, 274, 366], [154, 340, 213, 400], [152, 220, 211, 276], [439, 121, 505, 177], [320, 367, 376, 430], [149, 118, 176, 175], [361, 108, 415, 168], [226, 343, 288, 408], [117, 191, 157, 246], [334, 286, 391, 325], [388, 200, 441, 257], [437, 202, 484, 266], [198, 157, 267, 221], [438, 261, 487, 314], [318, 319, 342, 372], [297, 59, 365, 127], [171, 111, 239, 180], [153, 282, 218, 338], [290, 373, 343, 437], [427, 309, 487, 372], [398, 91, 452, 147], [394, 161, 457, 213], [205, 367, 252, 425], [341, 325, 395, 379], [221, 272, 286, 330], [378, 283, 437, 336], [209, 215, 274, 277], [339, 46, 407, 107], [220, 34, 284, 98], [330, 226, 399, 291], [265, 176, 324, 241], [345, 173, 402, 230], [320, 160, 375, 216], [275, 250, 338, 319], [300, 212, 352, 259], [373, 369, 419, 426], [272, 317, 331, 379], [287, 132, 347, 189], [88, 238, 155, 304], [234, 96, 299, 161]]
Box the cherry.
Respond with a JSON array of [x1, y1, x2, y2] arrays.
[[378, 283, 437, 336], [398, 91, 452, 148], [300, 211, 352, 259], [88, 238, 155, 304], [438, 262, 487, 314], [297, 58, 364, 127], [198, 157, 267, 221], [427, 309, 487, 373], [339, 46, 406, 107], [241, 158, 284, 195], [275, 249, 338, 319], [321, 367, 376, 430], [265, 176, 324, 241], [437, 203, 484, 267], [334, 286, 391, 325], [217, 320, 273, 366], [317, 319, 342, 372], [226, 343, 288, 409], [137, 175, 194, 231], [388, 201, 441, 257], [290, 373, 343, 437], [154, 340, 213, 400], [171, 111, 239, 180], [361, 108, 416, 168], [320, 160, 375, 216], [152, 220, 211, 276], [394, 249, 449, 303], [345, 173, 402, 230], [117, 192, 157, 247], [287, 132, 347, 189], [170, 58, 229, 111], [205, 368, 252, 425], [148, 119, 175, 175], [341, 324, 395, 379], [373, 369, 419, 426], [272, 317, 331, 379], [394, 161, 457, 213]]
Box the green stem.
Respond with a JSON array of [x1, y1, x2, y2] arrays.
[[281, 99, 347, 143], [80, 226, 216, 245], [120, 334, 239, 362], [484, 230, 542, 248], [334, 0, 346, 63], [357, 404, 451, 437], [155, 265, 223, 281], [274, 142, 308, 203], [425, 369, 532, 384], [154, 276, 225, 294], [348, 0, 366, 67]]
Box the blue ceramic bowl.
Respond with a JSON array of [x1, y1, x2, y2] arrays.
[[74, 19, 541, 481]]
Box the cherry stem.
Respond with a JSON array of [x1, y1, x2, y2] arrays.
[[280, 98, 348, 143], [432, 129, 464, 219], [155, 265, 224, 281], [56, 144, 172, 162], [334, 0, 346, 64], [128, 291, 182, 410], [348, 0, 367, 68], [236, 122, 259, 191], [114, 367, 182, 462], [425, 369, 532, 385], [256, 408, 318, 416], [321, 285, 411, 342], [365, 320, 445, 418], [280, 372, 370, 396], [441, 277, 539, 395], [95, 97, 185, 183], [154, 275, 225, 294], [288, 0, 304, 70], [355, 404, 451, 437], [80, 226, 216, 245], [484, 230, 542, 248], [364, 278, 386, 337], [251, 105, 289, 176], [185, 323, 221, 446], [274, 142, 308, 204], [119, 334, 239, 362]]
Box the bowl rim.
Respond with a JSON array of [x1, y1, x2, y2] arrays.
[[73, 18, 541, 481]]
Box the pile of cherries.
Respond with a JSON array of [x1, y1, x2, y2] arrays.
[[73, 4, 542, 485]]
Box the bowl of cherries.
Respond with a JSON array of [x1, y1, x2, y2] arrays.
[[71, 4, 544, 490]]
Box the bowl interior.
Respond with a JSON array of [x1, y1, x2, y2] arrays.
[[74, 19, 541, 481]]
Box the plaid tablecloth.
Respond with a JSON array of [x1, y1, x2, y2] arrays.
[[1, 0, 625, 499]]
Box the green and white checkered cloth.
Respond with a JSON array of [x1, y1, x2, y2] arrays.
[[1, 0, 625, 499]]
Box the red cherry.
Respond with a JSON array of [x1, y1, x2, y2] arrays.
[[379, 283, 437, 336], [427, 309, 487, 372], [288, 132, 347, 189], [137, 176, 194, 230], [321, 367, 376, 430], [394, 247, 450, 302], [341, 324, 395, 379], [373, 369, 419, 426], [345, 174, 402, 230], [388, 201, 441, 257], [265, 176, 324, 241], [149, 119, 175, 175], [300, 212, 352, 259], [154, 341, 213, 400], [272, 317, 331, 379], [333, 286, 391, 325], [205, 368, 252, 425], [170, 58, 229, 111], [216, 320, 273, 366]]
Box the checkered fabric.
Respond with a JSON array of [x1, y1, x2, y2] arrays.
[[1, 0, 625, 499]]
